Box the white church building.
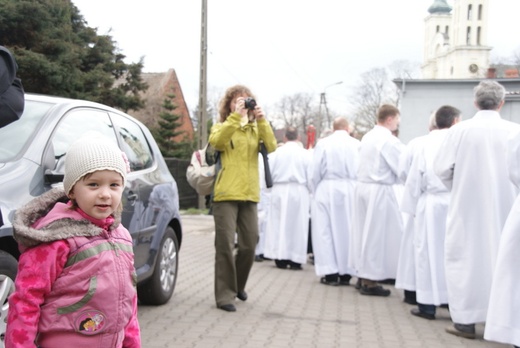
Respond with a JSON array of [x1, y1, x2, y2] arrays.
[[395, 0, 520, 143], [422, 0, 491, 79]]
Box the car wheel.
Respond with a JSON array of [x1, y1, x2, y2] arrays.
[[0, 250, 17, 347], [137, 227, 178, 305]]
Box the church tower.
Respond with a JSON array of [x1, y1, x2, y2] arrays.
[[422, 0, 491, 79]]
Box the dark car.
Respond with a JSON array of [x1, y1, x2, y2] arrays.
[[0, 94, 182, 343]]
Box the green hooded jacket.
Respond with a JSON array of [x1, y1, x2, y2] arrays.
[[209, 112, 277, 202]]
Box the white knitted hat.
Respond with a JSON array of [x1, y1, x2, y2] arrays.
[[63, 135, 127, 195]]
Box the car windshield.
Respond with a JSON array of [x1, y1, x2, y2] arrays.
[[0, 100, 54, 162]]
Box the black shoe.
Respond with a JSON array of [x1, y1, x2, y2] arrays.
[[338, 275, 351, 286], [275, 259, 289, 269], [359, 285, 391, 297], [236, 291, 247, 301], [320, 276, 339, 286], [445, 323, 475, 339], [289, 261, 302, 270], [254, 255, 264, 262], [218, 304, 236, 312], [410, 308, 435, 320]]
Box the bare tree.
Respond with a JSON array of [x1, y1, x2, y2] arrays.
[[274, 92, 316, 134], [348, 59, 419, 138], [350, 68, 398, 137]]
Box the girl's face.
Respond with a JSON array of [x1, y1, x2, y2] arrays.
[[69, 170, 124, 220]]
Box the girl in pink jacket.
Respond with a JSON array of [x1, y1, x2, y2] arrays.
[[6, 135, 141, 347]]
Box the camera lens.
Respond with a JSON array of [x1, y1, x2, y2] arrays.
[[244, 97, 257, 110]]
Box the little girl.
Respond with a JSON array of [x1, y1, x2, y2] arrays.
[[6, 135, 141, 347]]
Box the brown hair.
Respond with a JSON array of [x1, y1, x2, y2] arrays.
[[218, 85, 255, 122], [377, 104, 400, 123]]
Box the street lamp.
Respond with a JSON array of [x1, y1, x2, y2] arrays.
[[317, 81, 343, 137]]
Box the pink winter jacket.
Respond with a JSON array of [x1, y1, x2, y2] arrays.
[[6, 188, 141, 347]]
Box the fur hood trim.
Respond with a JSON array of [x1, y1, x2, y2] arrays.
[[13, 188, 122, 248]]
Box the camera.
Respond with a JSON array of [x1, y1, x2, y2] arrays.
[[244, 97, 257, 110]]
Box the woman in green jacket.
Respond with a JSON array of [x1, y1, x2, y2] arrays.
[[209, 85, 277, 312]]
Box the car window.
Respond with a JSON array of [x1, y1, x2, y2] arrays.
[[0, 100, 53, 162], [50, 108, 119, 172], [110, 113, 153, 171]]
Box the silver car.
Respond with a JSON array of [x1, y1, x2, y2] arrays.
[[0, 94, 182, 345]]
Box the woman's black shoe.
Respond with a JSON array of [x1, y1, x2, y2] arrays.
[[218, 304, 236, 312], [237, 291, 248, 301]]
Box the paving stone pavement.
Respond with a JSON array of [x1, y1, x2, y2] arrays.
[[138, 214, 510, 348]]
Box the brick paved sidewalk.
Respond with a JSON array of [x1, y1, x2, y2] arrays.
[[138, 214, 509, 348]]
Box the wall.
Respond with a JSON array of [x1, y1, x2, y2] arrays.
[[394, 78, 520, 144]]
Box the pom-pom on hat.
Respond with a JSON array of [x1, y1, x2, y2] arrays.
[[63, 134, 127, 195]]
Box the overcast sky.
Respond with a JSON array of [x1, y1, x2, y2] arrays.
[[72, 0, 520, 116]]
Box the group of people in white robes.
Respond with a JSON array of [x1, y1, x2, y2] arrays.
[[257, 80, 520, 347], [395, 80, 520, 347]]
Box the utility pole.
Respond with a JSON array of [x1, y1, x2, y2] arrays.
[[317, 92, 326, 138], [198, 0, 208, 150], [197, 0, 208, 209], [316, 81, 343, 138]]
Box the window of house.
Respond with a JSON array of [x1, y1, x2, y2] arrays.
[[466, 27, 472, 45], [478, 5, 483, 20], [467, 4, 473, 20], [445, 26, 449, 35], [477, 27, 481, 45], [436, 25, 440, 33]]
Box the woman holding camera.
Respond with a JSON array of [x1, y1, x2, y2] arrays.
[[209, 84, 277, 312]]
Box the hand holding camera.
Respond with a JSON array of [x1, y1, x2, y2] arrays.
[[235, 96, 263, 123], [245, 97, 265, 122]]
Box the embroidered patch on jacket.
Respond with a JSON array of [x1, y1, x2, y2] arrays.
[[75, 310, 107, 334]]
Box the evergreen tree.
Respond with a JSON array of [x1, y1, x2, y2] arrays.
[[0, 0, 147, 112], [153, 94, 192, 159]]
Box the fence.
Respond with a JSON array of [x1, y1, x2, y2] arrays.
[[164, 158, 199, 210]]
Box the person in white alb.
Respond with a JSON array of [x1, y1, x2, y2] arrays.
[[434, 80, 520, 339], [401, 105, 461, 320], [263, 127, 311, 270], [484, 128, 520, 348], [395, 112, 438, 306], [311, 117, 360, 286], [351, 104, 404, 296]]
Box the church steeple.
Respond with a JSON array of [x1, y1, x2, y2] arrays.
[[428, 0, 452, 14]]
